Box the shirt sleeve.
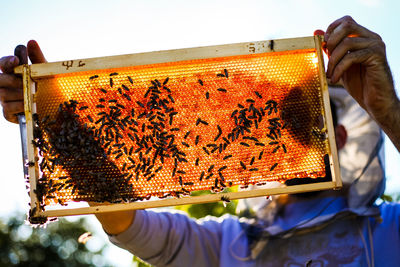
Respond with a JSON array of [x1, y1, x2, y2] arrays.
[[108, 209, 224, 267]]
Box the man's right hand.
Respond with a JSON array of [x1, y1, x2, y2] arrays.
[[0, 40, 46, 123]]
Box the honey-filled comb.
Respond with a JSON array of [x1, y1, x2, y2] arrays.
[[16, 36, 341, 222]]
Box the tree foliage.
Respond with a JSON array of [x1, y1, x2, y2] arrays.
[[174, 190, 237, 219], [0, 213, 109, 267]]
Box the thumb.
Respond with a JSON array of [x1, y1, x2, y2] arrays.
[[14, 45, 28, 65], [313, 29, 325, 36], [313, 29, 328, 55], [27, 40, 47, 64]]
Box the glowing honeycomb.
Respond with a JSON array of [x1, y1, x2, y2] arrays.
[[32, 48, 329, 206]]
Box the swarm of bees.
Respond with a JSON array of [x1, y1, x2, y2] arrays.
[[29, 61, 328, 219]]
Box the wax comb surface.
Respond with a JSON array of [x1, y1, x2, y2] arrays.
[[19, 36, 341, 218]]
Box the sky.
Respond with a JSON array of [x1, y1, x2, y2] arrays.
[[1, 0, 399, 266]]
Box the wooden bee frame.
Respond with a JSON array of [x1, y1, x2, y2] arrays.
[[15, 36, 341, 219]]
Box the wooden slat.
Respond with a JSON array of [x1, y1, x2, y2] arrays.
[[22, 65, 41, 217], [14, 36, 316, 78], [39, 181, 337, 217], [314, 35, 342, 189]]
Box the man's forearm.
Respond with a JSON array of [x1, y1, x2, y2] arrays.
[[372, 97, 400, 153], [95, 210, 136, 235]]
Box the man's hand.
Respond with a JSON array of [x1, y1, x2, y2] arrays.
[[0, 40, 46, 123], [318, 16, 400, 152]]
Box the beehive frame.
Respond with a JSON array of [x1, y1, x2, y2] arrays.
[[15, 36, 341, 219]]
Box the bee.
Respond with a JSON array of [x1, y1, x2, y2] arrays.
[[87, 115, 93, 123], [199, 119, 208, 126], [221, 196, 230, 202], [123, 94, 131, 101], [272, 145, 280, 153], [217, 88, 227, 93], [218, 166, 227, 172], [136, 101, 145, 108], [199, 171, 205, 181], [181, 141, 189, 148], [184, 131, 191, 139], [89, 75, 99, 80], [240, 161, 246, 170], [202, 147, 210, 155], [268, 40, 274, 51], [26, 161, 35, 167], [163, 77, 169, 85], [198, 79, 203, 86], [122, 84, 130, 91], [270, 163, 278, 171], [218, 172, 225, 181], [221, 196, 230, 207], [208, 164, 215, 173], [223, 154, 232, 160], [205, 173, 214, 180], [231, 110, 238, 118]]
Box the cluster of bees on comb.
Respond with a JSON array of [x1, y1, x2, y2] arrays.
[[28, 65, 327, 214]]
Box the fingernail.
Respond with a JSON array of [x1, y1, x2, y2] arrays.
[[10, 56, 17, 65]]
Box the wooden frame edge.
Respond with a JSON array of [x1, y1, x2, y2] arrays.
[[22, 65, 41, 217], [38, 181, 337, 217], [21, 36, 342, 218], [314, 35, 342, 189], [14, 36, 316, 78]]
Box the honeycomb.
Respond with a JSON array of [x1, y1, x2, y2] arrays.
[[31, 48, 329, 207]]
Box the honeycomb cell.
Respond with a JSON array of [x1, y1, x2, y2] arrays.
[[32, 49, 330, 207]]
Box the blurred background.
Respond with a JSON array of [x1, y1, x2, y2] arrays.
[[0, 0, 399, 266]]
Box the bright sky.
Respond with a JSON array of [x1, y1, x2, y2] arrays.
[[1, 1, 399, 266]]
